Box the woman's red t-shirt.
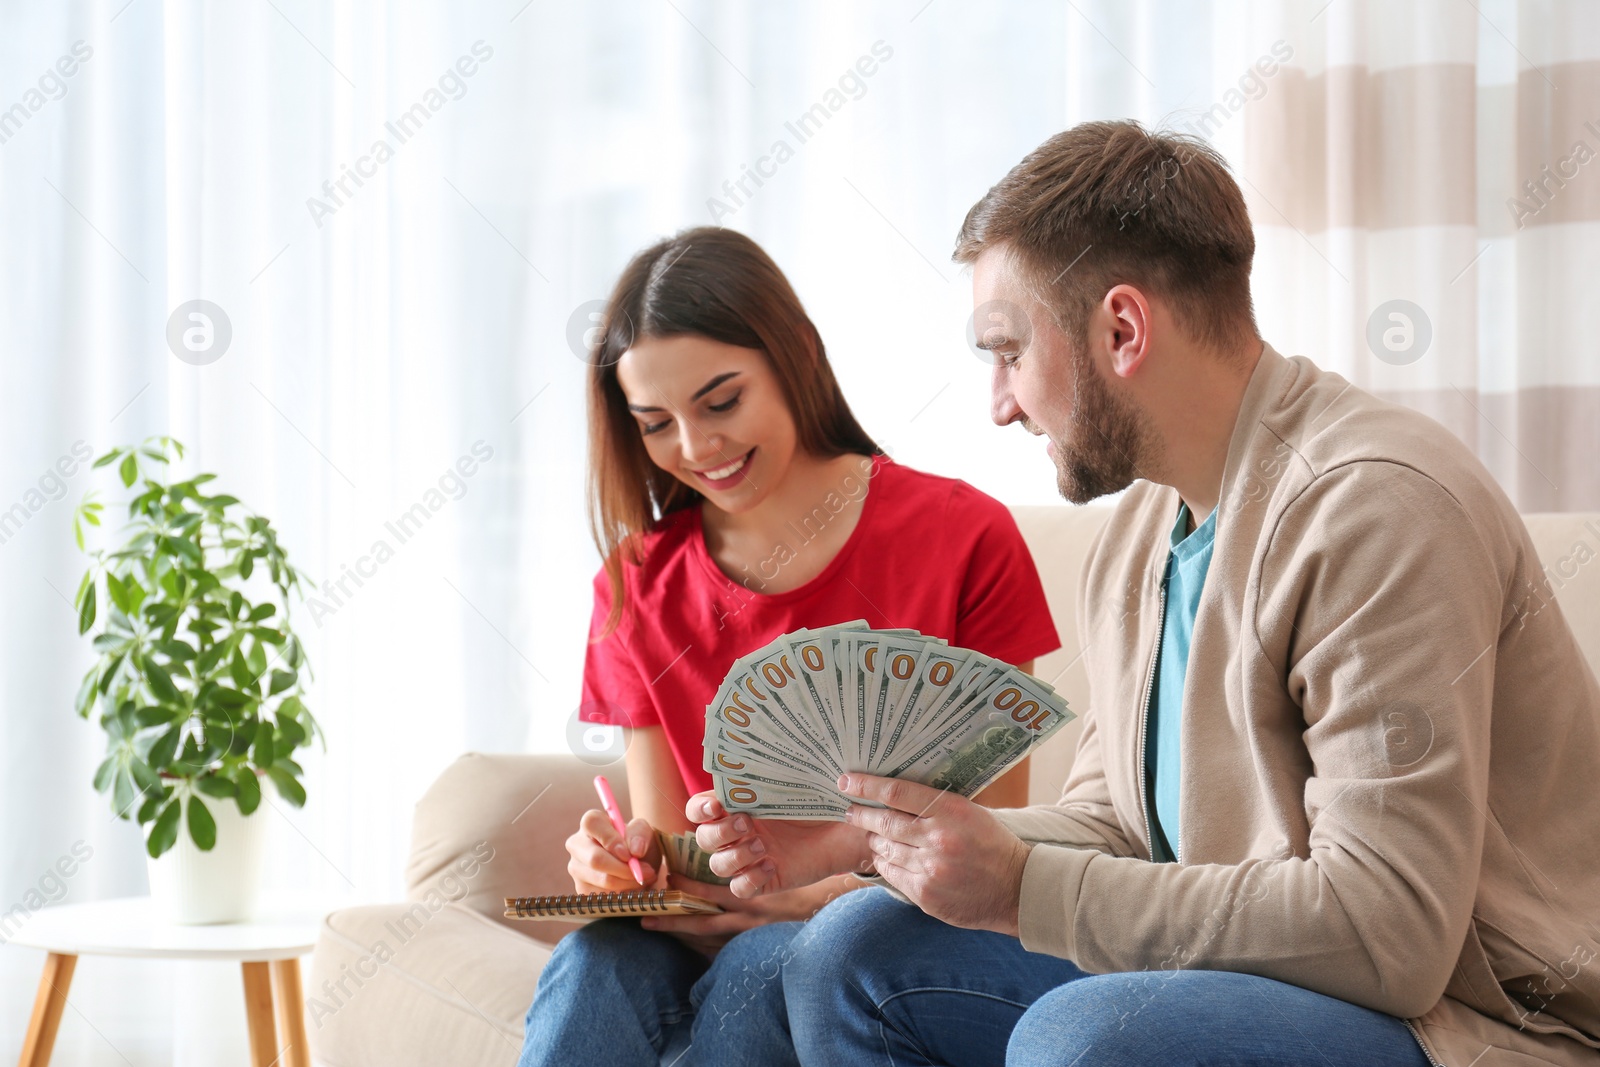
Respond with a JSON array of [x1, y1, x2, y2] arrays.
[[577, 454, 1061, 796]]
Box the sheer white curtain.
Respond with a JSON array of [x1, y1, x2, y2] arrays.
[[3, 0, 1589, 1059], [1242, 0, 1600, 511]]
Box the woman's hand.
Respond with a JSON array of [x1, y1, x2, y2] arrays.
[[639, 873, 865, 955], [565, 808, 664, 894], [687, 791, 874, 898]]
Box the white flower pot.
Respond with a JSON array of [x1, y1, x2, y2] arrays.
[[145, 786, 268, 925]]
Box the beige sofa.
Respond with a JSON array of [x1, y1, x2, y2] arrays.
[[306, 506, 1600, 1067]]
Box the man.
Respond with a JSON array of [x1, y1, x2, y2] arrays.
[[690, 120, 1600, 1065]]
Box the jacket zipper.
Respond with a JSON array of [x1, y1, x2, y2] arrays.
[[1401, 1019, 1446, 1067], [1136, 584, 1167, 862]]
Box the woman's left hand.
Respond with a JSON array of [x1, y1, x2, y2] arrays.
[[639, 873, 860, 949]]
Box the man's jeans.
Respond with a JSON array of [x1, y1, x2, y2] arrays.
[[782, 889, 1435, 1066], [517, 916, 804, 1066], [518, 889, 1434, 1066]]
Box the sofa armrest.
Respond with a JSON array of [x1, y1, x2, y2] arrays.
[[405, 752, 623, 946]]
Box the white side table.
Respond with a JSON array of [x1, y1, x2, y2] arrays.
[[5, 897, 323, 1067]]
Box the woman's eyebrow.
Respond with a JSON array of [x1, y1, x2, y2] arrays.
[[627, 371, 742, 413]]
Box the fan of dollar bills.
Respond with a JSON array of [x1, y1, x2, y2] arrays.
[[703, 621, 1073, 820]]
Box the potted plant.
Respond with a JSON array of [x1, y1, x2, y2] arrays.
[[73, 437, 322, 923]]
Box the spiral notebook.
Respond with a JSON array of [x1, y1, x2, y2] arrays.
[[504, 889, 724, 920]]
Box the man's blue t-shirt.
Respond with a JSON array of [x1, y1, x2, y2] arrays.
[[1144, 501, 1217, 863]]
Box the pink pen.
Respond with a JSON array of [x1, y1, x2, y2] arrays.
[[593, 775, 647, 885]]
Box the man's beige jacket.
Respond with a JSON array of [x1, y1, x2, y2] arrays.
[[997, 345, 1600, 1066]]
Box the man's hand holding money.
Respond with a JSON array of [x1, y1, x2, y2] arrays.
[[690, 774, 1032, 937]]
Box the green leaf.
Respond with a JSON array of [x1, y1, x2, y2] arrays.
[[126, 574, 148, 613], [77, 581, 97, 634], [210, 687, 254, 708], [111, 766, 136, 818], [129, 756, 162, 792], [92, 449, 121, 469], [209, 494, 240, 508], [119, 453, 137, 488], [105, 572, 131, 614], [275, 714, 305, 748], [196, 640, 229, 675], [252, 719, 275, 767], [144, 604, 179, 630], [239, 552, 254, 579], [229, 650, 253, 691], [142, 655, 179, 703], [136, 788, 168, 824], [186, 795, 216, 850], [148, 723, 184, 769], [168, 534, 201, 566], [76, 670, 100, 718], [248, 603, 277, 622], [92, 756, 117, 793], [265, 765, 306, 808], [268, 669, 296, 696], [135, 705, 178, 728], [98, 653, 125, 698], [235, 768, 262, 815], [229, 591, 244, 619], [155, 639, 196, 662], [147, 798, 181, 857], [194, 774, 236, 799]]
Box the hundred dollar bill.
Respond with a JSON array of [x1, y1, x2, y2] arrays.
[[717, 771, 849, 820], [784, 632, 849, 764], [703, 624, 1072, 823], [748, 644, 844, 778], [864, 634, 942, 769], [887, 670, 1073, 788], [655, 829, 731, 886], [708, 724, 836, 786], [868, 644, 975, 774], [704, 670, 838, 778]]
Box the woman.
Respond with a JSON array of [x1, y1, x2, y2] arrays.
[[518, 227, 1060, 1066]]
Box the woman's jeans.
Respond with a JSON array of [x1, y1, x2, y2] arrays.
[[517, 917, 804, 1067], [519, 888, 1434, 1066]]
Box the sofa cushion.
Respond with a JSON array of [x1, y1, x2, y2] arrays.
[[307, 902, 548, 1067], [406, 751, 625, 943]]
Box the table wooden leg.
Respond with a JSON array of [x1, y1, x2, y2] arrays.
[[18, 952, 77, 1067], [240, 961, 278, 1067], [269, 959, 310, 1067]]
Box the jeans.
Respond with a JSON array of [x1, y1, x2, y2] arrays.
[[517, 917, 804, 1067], [782, 888, 1435, 1067]]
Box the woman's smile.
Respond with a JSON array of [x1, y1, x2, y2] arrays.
[[691, 448, 756, 490]]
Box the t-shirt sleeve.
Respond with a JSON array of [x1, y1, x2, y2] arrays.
[[948, 483, 1062, 667], [577, 567, 660, 728]]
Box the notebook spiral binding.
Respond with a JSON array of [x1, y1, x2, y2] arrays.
[[505, 888, 672, 918]]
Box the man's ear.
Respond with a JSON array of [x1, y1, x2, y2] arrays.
[[1102, 285, 1152, 380]]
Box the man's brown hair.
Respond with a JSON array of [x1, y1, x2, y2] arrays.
[[954, 120, 1258, 354]]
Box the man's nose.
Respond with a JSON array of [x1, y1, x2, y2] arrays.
[[990, 363, 1022, 427]]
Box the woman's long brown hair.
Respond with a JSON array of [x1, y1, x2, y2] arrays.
[[587, 227, 879, 637]]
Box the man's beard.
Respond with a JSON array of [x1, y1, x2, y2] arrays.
[[1052, 345, 1153, 505]]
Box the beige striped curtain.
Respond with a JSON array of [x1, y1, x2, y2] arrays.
[[1242, 0, 1600, 511]]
